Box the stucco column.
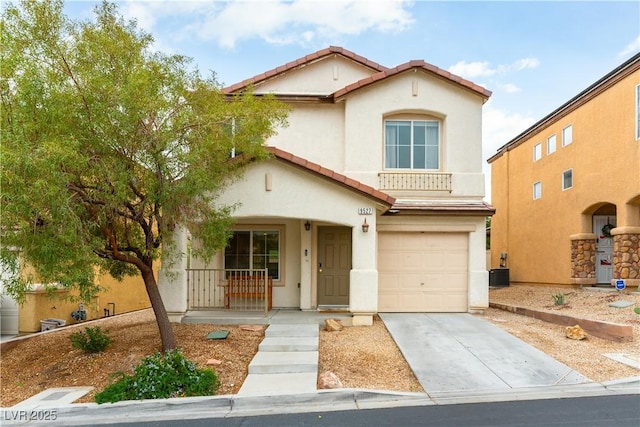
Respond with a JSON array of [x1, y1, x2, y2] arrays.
[[157, 225, 189, 322], [349, 217, 377, 326], [569, 233, 597, 286], [300, 220, 313, 310], [468, 220, 489, 313], [612, 226, 640, 289]]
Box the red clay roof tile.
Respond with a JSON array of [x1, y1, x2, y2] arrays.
[[266, 147, 395, 206], [223, 46, 388, 94], [223, 47, 491, 101], [333, 60, 492, 100]]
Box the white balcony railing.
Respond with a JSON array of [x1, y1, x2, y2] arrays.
[[378, 172, 452, 192]]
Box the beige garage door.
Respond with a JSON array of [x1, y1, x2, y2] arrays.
[[378, 232, 468, 312]]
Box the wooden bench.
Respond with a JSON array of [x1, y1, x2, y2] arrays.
[[224, 275, 273, 310]]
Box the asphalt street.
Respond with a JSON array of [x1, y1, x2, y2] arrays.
[[58, 394, 640, 427]]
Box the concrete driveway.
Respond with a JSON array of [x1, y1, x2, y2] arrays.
[[379, 313, 591, 394]]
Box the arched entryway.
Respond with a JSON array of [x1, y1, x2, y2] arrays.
[[592, 204, 617, 284]]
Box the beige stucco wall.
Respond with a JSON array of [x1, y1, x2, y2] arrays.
[[255, 56, 376, 95], [211, 160, 381, 310], [490, 68, 640, 286], [342, 73, 486, 198], [17, 272, 151, 333], [261, 55, 487, 201]]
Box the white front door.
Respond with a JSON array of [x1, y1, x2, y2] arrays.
[[593, 215, 615, 284]]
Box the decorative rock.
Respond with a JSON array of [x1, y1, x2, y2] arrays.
[[565, 325, 587, 340], [206, 359, 222, 365], [571, 239, 597, 280], [318, 371, 343, 389], [325, 318, 343, 332]]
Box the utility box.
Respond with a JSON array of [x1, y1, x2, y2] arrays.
[[40, 318, 66, 332], [489, 268, 510, 288]]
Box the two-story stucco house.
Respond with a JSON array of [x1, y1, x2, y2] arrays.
[[159, 46, 494, 325], [488, 53, 640, 290]]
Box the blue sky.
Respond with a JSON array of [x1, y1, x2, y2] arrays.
[[63, 0, 639, 201]]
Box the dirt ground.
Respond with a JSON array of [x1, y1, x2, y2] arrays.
[[1, 285, 639, 407]]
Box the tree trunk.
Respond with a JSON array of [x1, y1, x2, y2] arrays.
[[141, 268, 177, 351]]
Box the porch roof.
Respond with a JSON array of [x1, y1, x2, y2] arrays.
[[266, 146, 396, 208], [386, 200, 496, 216]]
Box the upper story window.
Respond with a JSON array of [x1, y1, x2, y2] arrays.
[[562, 169, 573, 190], [562, 125, 573, 146], [533, 143, 542, 161], [385, 120, 440, 170], [533, 181, 542, 200], [547, 134, 556, 154]]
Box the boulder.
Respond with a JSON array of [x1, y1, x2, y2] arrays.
[[319, 371, 343, 389], [565, 324, 587, 340], [325, 318, 343, 332]]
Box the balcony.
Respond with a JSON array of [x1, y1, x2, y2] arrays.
[[378, 172, 452, 192]]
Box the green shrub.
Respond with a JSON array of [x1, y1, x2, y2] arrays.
[[95, 349, 219, 404], [69, 326, 112, 353], [634, 306, 640, 315], [551, 293, 565, 306]]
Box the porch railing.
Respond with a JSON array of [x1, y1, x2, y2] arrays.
[[186, 268, 271, 315], [378, 172, 452, 192]]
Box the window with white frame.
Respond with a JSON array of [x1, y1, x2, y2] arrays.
[[636, 84, 640, 140], [385, 120, 440, 170], [224, 230, 280, 280], [562, 169, 573, 190], [562, 125, 573, 146], [533, 181, 542, 200], [533, 143, 542, 161], [547, 134, 556, 154]]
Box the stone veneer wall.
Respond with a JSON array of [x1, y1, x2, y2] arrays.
[[571, 238, 596, 280], [613, 233, 639, 280]]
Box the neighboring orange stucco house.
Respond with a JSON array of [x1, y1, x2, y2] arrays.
[[488, 53, 640, 289]]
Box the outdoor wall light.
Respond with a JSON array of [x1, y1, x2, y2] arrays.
[[362, 218, 369, 233], [304, 220, 311, 231]]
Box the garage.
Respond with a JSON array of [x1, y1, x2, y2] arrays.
[[378, 232, 468, 312]]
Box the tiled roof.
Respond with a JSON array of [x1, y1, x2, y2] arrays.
[[333, 60, 492, 100], [266, 146, 396, 207], [223, 46, 388, 94], [387, 200, 495, 216]]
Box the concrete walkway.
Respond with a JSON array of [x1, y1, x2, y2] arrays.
[[380, 313, 590, 395], [238, 323, 319, 396]]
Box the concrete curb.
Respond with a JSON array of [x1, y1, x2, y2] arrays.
[[2, 379, 639, 426]]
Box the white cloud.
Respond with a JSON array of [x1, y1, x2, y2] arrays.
[[482, 103, 537, 202], [448, 60, 496, 78], [510, 57, 539, 71], [116, 0, 415, 50], [500, 83, 521, 94], [618, 35, 640, 58], [449, 57, 540, 80]]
